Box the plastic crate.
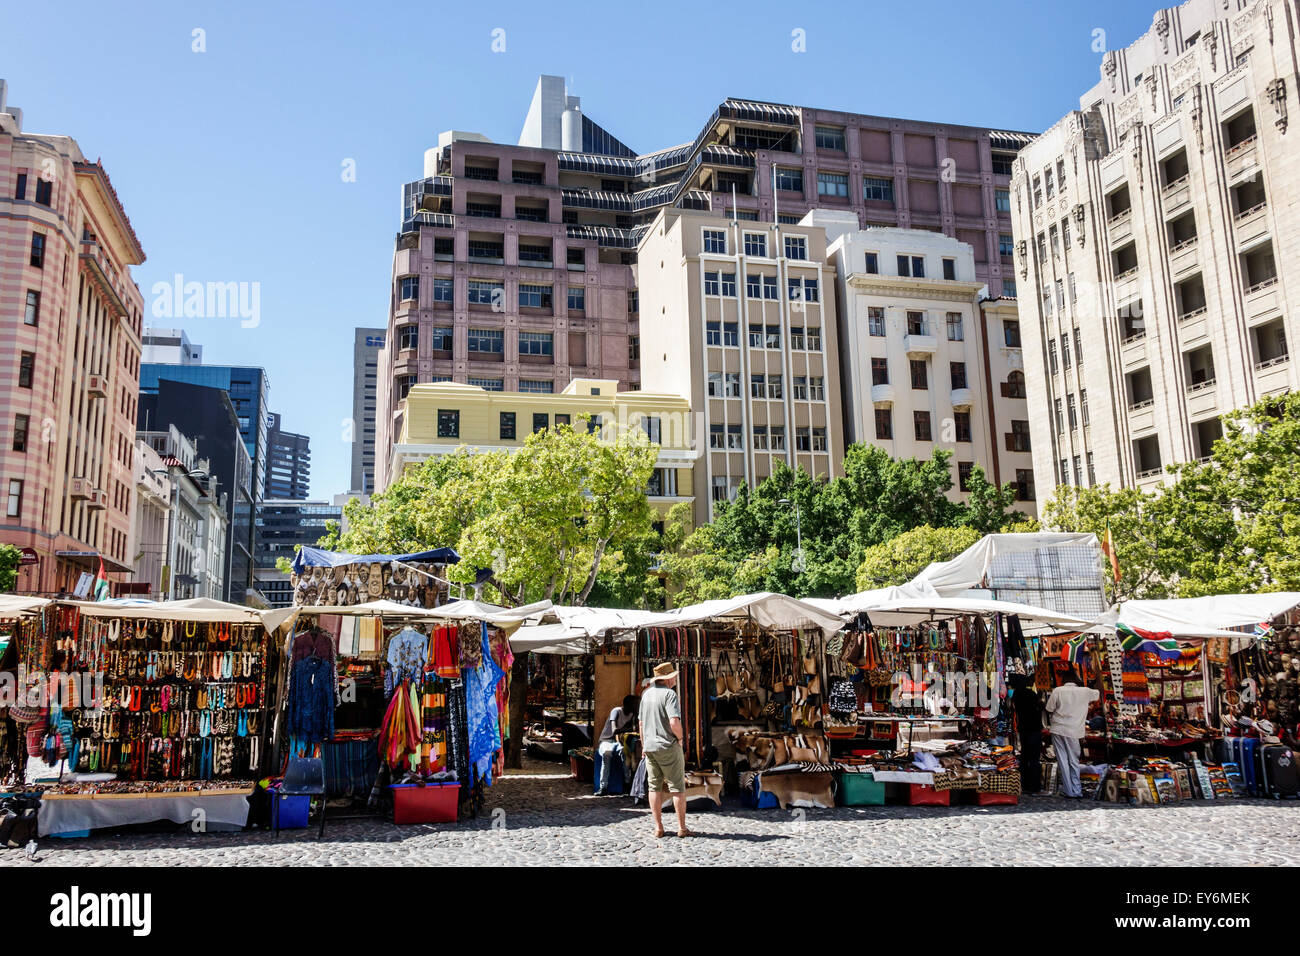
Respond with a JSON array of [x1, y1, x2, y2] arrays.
[[390, 783, 460, 824], [975, 791, 1018, 806], [271, 793, 310, 830], [837, 772, 885, 806], [569, 753, 594, 783], [741, 779, 781, 809], [904, 783, 950, 806]]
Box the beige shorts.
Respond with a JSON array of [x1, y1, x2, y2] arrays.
[[645, 744, 686, 793]]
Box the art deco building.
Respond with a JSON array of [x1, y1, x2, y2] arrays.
[[1010, 0, 1296, 494]]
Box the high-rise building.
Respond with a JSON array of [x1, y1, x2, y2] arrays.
[[374, 75, 1031, 490], [637, 208, 844, 525], [138, 379, 255, 603], [0, 82, 147, 595], [141, 327, 202, 365], [265, 411, 311, 499], [350, 328, 384, 494], [1009, 0, 1297, 495], [253, 498, 342, 608], [812, 211, 1036, 516], [139, 361, 271, 499]]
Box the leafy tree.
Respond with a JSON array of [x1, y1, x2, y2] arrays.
[[960, 464, 1030, 535], [0, 544, 21, 593], [854, 524, 981, 590]]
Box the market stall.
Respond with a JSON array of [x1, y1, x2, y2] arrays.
[[5, 597, 288, 837]]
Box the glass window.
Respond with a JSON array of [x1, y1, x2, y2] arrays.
[[519, 331, 553, 356], [433, 277, 454, 302], [770, 426, 786, 450], [437, 409, 460, 439], [567, 287, 585, 311], [704, 271, 720, 296], [783, 236, 807, 260], [469, 377, 503, 391], [995, 188, 1011, 213], [18, 352, 34, 389], [954, 411, 972, 442], [765, 325, 780, 348], [767, 375, 783, 399], [520, 380, 554, 394], [744, 233, 767, 257], [467, 280, 500, 305], [946, 312, 963, 341], [763, 275, 778, 300], [518, 284, 553, 308], [805, 327, 821, 351], [865, 252, 879, 274], [914, 411, 932, 442], [817, 171, 849, 198], [999, 234, 1014, 258], [467, 328, 504, 353], [723, 322, 738, 347], [720, 273, 737, 297], [809, 376, 825, 401], [868, 307, 886, 337], [6, 479, 21, 518], [24, 290, 39, 327], [399, 276, 419, 301], [871, 358, 888, 385], [746, 273, 762, 298], [774, 168, 803, 192], [725, 373, 741, 397], [499, 411, 516, 440], [398, 324, 418, 350], [430, 326, 453, 351], [12, 414, 29, 453], [750, 373, 766, 398], [789, 327, 805, 350], [30, 232, 45, 268], [815, 126, 846, 150], [532, 412, 549, 432], [950, 361, 967, 390], [863, 176, 894, 202], [554, 413, 570, 427], [792, 376, 808, 400], [942, 258, 956, 280], [1016, 469, 1035, 501], [1004, 320, 1021, 347], [752, 425, 768, 450], [706, 321, 721, 346], [875, 408, 893, 440], [703, 229, 727, 254], [910, 359, 928, 390]]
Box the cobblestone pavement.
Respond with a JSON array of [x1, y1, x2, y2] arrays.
[[4, 762, 1298, 866]]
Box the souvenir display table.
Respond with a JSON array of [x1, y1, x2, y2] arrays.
[[37, 782, 254, 837]]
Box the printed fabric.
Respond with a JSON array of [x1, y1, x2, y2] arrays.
[[385, 627, 429, 696], [432, 625, 459, 679], [464, 622, 506, 787]]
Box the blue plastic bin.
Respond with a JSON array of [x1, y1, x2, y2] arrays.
[[271, 793, 310, 830]]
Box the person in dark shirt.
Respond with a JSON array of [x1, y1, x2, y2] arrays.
[[1008, 673, 1043, 794]]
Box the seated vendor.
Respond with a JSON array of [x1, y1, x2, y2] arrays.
[[595, 695, 639, 796]]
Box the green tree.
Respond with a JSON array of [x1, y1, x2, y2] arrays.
[[0, 544, 20, 592], [854, 524, 980, 590]]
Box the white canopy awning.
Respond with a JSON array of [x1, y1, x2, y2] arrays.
[[912, 531, 1101, 597], [644, 592, 845, 637], [804, 581, 941, 618], [287, 598, 554, 632], [1114, 593, 1300, 641], [0, 595, 52, 617], [67, 597, 270, 626], [858, 595, 1092, 633]]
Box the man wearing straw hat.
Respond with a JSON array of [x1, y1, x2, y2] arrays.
[[639, 662, 695, 838]]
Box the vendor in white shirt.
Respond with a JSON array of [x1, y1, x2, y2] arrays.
[[595, 695, 639, 796], [1046, 669, 1100, 799]]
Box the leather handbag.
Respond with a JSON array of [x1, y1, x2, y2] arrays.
[[802, 641, 818, 676], [771, 643, 786, 694], [840, 633, 863, 666], [715, 651, 732, 697], [807, 674, 822, 697], [739, 650, 758, 693], [790, 734, 817, 764]]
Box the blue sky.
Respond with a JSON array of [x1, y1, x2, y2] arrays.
[[0, 0, 1161, 498]]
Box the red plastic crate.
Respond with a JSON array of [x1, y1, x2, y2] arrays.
[[975, 791, 1018, 806], [907, 784, 950, 806], [390, 783, 459, 824], [570, 754, 593, 782]]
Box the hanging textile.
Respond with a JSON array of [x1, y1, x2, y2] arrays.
[[447, 678, 470, 786], [1121, 651, 1151, 707], [1004, 614, 1026, 659], [288, 655, 336, 744], [432, 624, 459, 679], [464, 622, 505, 787], [385, 626, 429, 696], [490, 631, 514, 746], [378, 678, 422, 769]]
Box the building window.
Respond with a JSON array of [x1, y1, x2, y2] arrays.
[[723, 372, 740, 398], [1015, 469, 1035, 501], [752, 425, 769, 450], [763, 275, 778, 300], [467, 328, 504, 354], [958, 462, 974, 492], [500, 411, 516, 440], [1067, 393, 1078, 430], [520, 379, 554, 394], [817, 171, 849, 198], [1009, 420, 1031, 452], [712, 476, 729, 502], [431, 326, 453, 351], [744, 233, 768, 257], [467, 280, 500, 305], [907, 311, 926, 336], [1048, 340, 1059, 375], [727, 424, 744, 450], [999, 234, 1014, 258], [24, 290, 39, 327], [518, 284, 553, 309], [706, 321, 722, 347], [995, 189, 1011, 213], [1003, 370, 1026, 399], [627, 290, 638, 313], [942, 258, 956, 280], [954, 411, 972, 442], [751, 373, 767, 398], [802, 278, 819, 302], [703, 229, 727, 254], [871, 357, 889, 386], [914, 411, 932, 442], [875, 408, 893, 440], [6, 479, 21, 518], [945, 312, 963, 341], [437, 409, 460, 439], [868, 307, 886, 337], [18, 352, 34, 389], [30, 232, 45, 268], [567, 287, 585, 311], [950, 361, 967, 390], [532, 412, 549, 433], [720, 273, 737, 297], [815, 126, 846, 150], [432, 277, 454, 303], [769, 426, 786, 451], [784, 236, 807, 260], [1003, 279, 1017, 296], [791, 375, 807, 400], [14, 173, 26, 200], [862, 176, 894, 202], [469, 377, 503, 391], [629, 335, 640, 361], [1074, 328, 1083, 366], [746, 274, 762, 298], [805, 327, 821, 351], [1004, 320, 1021, 347], [12, 414, 29, 453], [897, 255, 925, 278], [796, 427, 812, 452], [398, 324, 418, 351], [399, 276, 419, 301], [1054, 398, 1064, 432], [864, 252, 879, 274], [1081, 389, 1090, 425], [774, 167, 803, 191], [786, 326, 803, 350], [722, 322, 738, 347], [397, 375, 416, 399], [809, 376, 825, 401], [910, 359, 928, 390], [704, 271, 720, 296], [767, 375, 783, 399], [1061, 333, 1072, 370], [1086, 452, 1096, 485], [1073, 455, 1083, 487], [517, 330, 552, 357], [34, 178, 52, 206]]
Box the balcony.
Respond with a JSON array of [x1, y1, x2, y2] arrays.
[[87, 488, 108, 511], [69, 478, 91, 500], [1161, 175, 1191, 212], [86, 373, 108, 398], [1128, 401, 1156, 434], [1107, 210, 1133, 245], [1185, 378, 1219, 419], [950, 387, 973, 409], [1169, 238, 1199, 278], [403, 211, 455, 232], [871, 383, 896, 405], [1234, 201, 1269, 245], [1225, 135, 1259, 182], [903, 333, 937, 356], [1255, 353, 1291, 393]]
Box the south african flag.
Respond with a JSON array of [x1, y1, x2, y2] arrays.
[[1117, 622, 1181, 660]]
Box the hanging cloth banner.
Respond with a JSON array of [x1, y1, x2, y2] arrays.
[[1116, 622, 1181, 661]]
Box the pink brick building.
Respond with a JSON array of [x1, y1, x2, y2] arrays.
[[0, 83, 146, 594]]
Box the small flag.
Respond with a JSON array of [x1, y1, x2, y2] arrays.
[[1101, 520, 1120, 584], [93, 555, 110, 602], [1063, 633, 1087, 662], [1253, 620, 1273, 640], [1117, 622, 1180, 660]]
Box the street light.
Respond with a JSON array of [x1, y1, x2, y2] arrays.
[[151, 467, 209, 599], [778, 497, 805, 573]]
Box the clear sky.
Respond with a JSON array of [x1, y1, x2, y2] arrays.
[[0, 0, 1162, 498]]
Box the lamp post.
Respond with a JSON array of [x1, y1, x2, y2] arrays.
[[151, 466, 208, 599], [778, 497, 805, 573]]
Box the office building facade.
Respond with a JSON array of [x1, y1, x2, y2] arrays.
[[141, 326, 202, 365], [350, 327, 384, 494], [265, 411, 311, 500], [1010, 0, 1297, 495], [374, 76, 1031, 489], [0, 83, 146, 594], [253, 498, 342, 608]]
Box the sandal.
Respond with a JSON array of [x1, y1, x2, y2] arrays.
[[676, 828, 697, 838]]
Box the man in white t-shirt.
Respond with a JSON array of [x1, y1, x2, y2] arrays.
[[1046, 670, 1100, 799]]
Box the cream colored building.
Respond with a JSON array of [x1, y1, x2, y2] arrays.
[[636, 208, 844, 525], [814, 212, 1036, 515], [389, 378, 697, 523], [1010, 0, 1296, 495]]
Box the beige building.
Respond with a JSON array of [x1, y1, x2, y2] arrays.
[[1010, 0, 1296, 495], [814, 212, 1036, 514], [637, 208, 844, 525], [390, 378, 697, 524]]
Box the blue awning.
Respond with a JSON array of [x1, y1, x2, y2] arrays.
[[291, 546, 460, 574]]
